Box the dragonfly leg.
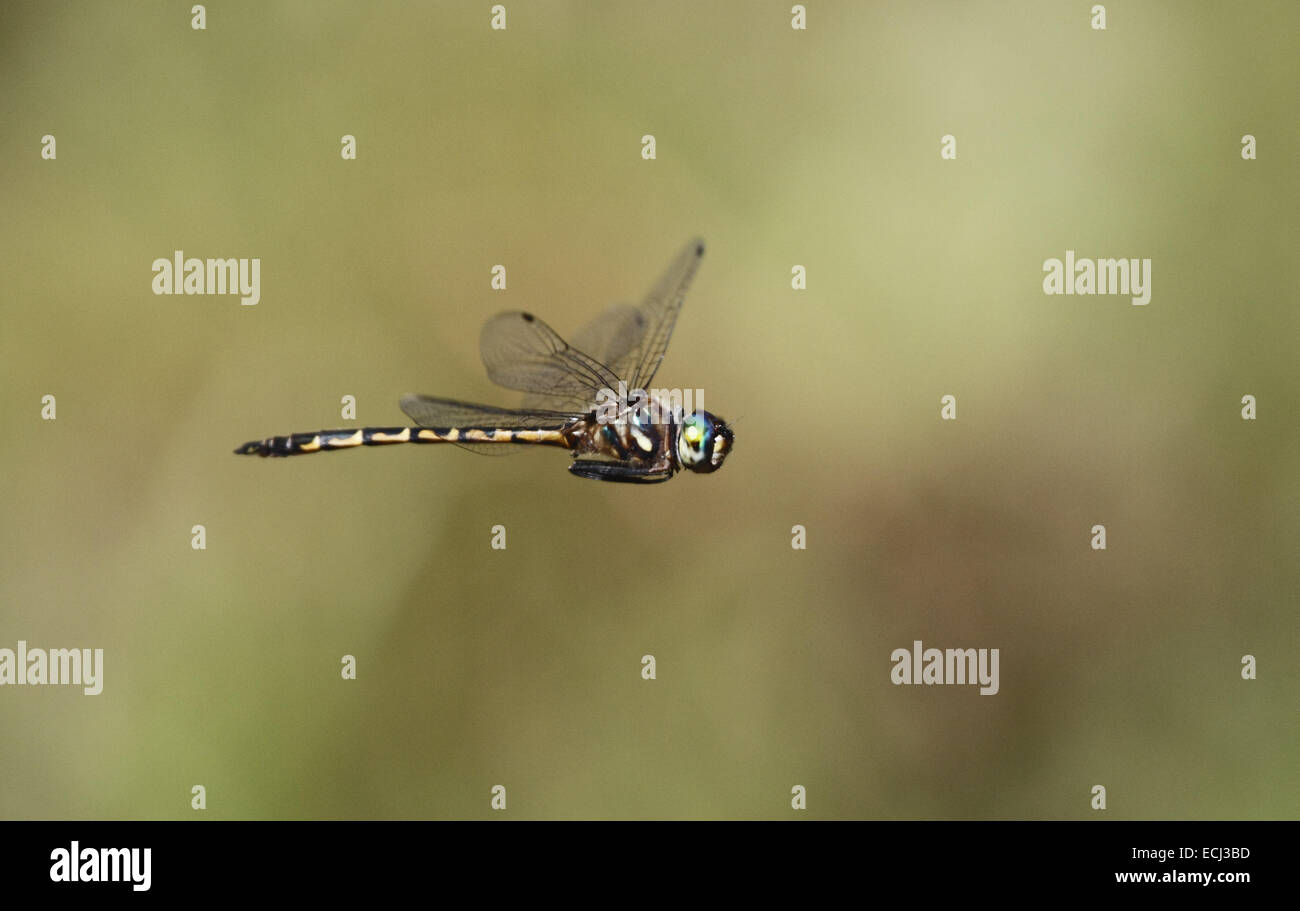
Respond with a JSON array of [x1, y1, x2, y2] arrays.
[[568, 460, 674, 484]]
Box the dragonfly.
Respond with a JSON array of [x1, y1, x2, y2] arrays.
[[235, 239, 733, 483]]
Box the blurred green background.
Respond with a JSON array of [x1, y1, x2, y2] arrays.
[[2, 1, 1297, 819]]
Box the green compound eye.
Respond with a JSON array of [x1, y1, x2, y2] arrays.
[[678, 411, 732, 473]]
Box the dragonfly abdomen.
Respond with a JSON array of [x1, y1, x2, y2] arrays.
[[234, 426, 570, 457]]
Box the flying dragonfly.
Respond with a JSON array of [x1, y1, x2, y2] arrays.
[[235, 239, 734, 483]]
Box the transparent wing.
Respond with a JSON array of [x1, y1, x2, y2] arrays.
[[399, 394, 576, 456], [462, 238, 705, 414], [399, 394, 576, 428], [569, 238, 705, 392], [478, 311, 622, 413], [566, 303, 640, 374]]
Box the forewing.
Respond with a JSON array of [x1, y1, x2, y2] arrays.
[[567, 303, 642, 378], [568, 238, 705, 392], [479, 311, 621, 412]]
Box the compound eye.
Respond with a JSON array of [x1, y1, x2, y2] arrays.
[[685, 419, 706, 447], [678, 414, 712, 466]]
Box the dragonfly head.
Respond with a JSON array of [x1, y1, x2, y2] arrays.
[[677, 411, 734, 474]]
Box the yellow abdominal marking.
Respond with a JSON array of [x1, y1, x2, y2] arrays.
[[370, 429, 410, 443], [299, 436, 322, 452], [461, 429, 514, 442], [415, 428, 457, 441], [329, 431, 364, 448], [414, 428, 562, 444]]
